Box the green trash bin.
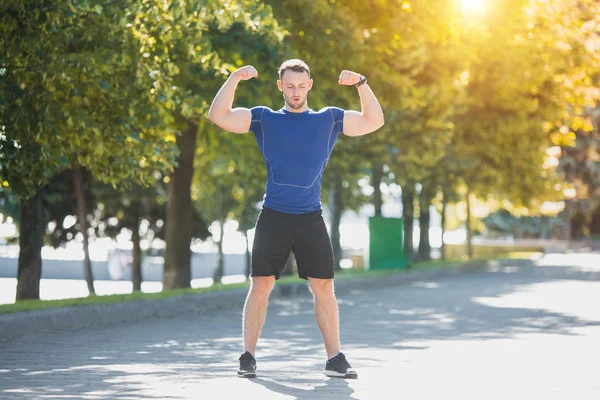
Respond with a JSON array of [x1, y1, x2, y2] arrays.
[[368, 216, 407, 270]]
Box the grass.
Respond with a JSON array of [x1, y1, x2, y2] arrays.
[[0, 282, 248, 315], [411, 251, 540, 270], [0, 251, 538, 315]]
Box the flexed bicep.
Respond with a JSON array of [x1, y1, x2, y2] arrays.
[[338, 70, 384, 137], [208, 65, 258, 134], [210, 107, 252, 134], [343, 110, 382, 137]]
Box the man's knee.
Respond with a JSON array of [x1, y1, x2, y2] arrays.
[[250, 276, 276, 297], [308, 277, 335, 298]]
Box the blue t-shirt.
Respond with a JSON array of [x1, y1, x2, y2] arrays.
[[250, 106, 345, 214]]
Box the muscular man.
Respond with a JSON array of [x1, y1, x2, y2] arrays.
[[208, 59, 384, 379]]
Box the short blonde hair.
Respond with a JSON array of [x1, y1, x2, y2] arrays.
[[278, 59, 310, 79]]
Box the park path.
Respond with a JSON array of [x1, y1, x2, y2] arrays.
[[1, 253, 599, 399]]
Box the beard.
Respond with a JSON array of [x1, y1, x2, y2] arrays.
[[283, 93, 306, 110]]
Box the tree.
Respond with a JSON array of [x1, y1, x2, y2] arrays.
[[72, 167, 95, 294], [435, 172, 462, 260], [226, 141, 266, 278], [195, 153, 241, 283], [383, 1, 467, 262], [1, 0, 178, 299], [558, 104, 600, 238], [125, 1, 285, 289], [194, 115, 268, 282], [42, 168, 96, 293], [449, 0, 600, 255], [95, 181, 169, 292]]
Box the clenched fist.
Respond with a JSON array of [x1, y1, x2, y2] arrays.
[[338, 70, 362, 85], [233, 65, 258, 81]]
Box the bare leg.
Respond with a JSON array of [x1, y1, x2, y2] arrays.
[[308, 277, 341, 359], [242, 276, 276, 355]]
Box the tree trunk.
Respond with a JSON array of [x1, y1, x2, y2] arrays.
[[372, 162, 383, 217], [73, 166, 95, 295], [244, 230, 251, 278], [213, 219, 226, 283], [329, 179, 343, 270], [417, 184, 432, 261], [16, 190, 44, 300], [564, 199, 575, 247], [402, 182, 415, 263], [589, 206, 600, 236], [163, 122, 198, 289], [441, 188, 447, 261], [466, 186, 473, 259], [131, 202, 142, 292]]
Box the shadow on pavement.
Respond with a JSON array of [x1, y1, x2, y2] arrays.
[[249, 376, 355, 399]]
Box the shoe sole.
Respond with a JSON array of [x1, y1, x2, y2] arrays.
[[324, 369, 358, 379], [237, 371, 257, 378]]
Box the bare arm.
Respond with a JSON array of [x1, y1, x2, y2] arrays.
[[338, 70, 385, 137], [207, 66, 257, 134]]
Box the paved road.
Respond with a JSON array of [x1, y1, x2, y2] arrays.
[[1, 253, 599, 399]]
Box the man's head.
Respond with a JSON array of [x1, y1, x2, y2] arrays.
[[277, 59, 313, 111]]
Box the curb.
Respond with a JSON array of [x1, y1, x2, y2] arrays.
[[0, 288, 249, 341], [0, 260, 496, 340]]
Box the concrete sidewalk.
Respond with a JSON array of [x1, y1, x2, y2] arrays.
[[1, 254, 599, 399]]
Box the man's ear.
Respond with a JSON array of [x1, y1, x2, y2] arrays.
[[277, 80, 283, 92], [308, 79, 314, 90]]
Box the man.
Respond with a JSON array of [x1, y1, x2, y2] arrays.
[[208, 59, 384, 379]]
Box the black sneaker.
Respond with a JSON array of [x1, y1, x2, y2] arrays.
[[324, 352, 358, 379], [237, 351, 257, 378]]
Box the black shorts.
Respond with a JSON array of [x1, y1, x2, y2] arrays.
[[251, 207, 335, 280]]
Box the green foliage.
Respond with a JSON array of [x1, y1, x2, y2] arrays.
[[0, 0, 179, 199], [557, 103, 600, 236], [129, 0, 284, 241], [3, 0, 600, 252], [450, 0, 600, 207], [193, 120, 265, 233], [128, 0, 284, 122]]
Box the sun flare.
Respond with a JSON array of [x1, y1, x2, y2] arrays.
[[461, 0, 486, 13]]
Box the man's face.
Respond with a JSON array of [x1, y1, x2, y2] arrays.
[[277, 70, 313, 110]]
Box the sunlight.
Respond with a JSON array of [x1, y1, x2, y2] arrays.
[[461, 0, 486, 13]]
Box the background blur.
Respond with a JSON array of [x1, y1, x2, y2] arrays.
[[1, 0, 599, 304]]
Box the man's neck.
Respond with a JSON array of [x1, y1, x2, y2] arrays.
[[284, 103, 309, 113]]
